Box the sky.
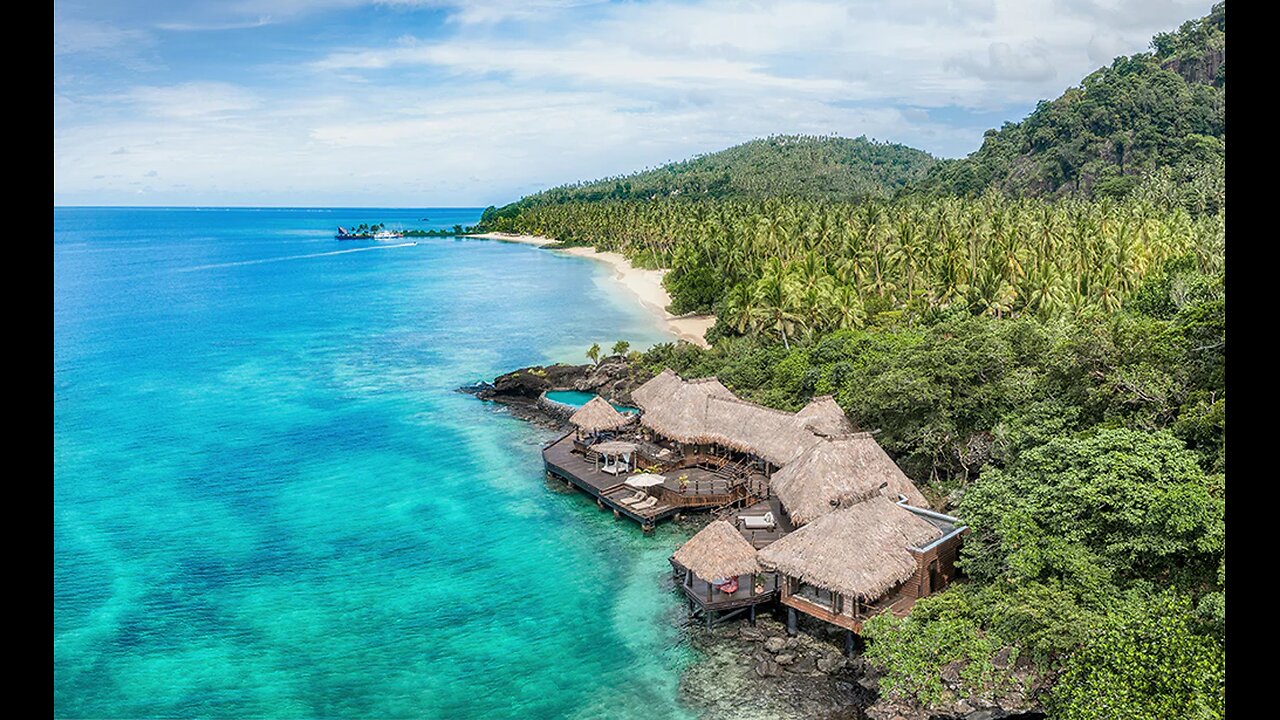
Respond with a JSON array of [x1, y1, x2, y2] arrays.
[[54, 0, 1214, 207]]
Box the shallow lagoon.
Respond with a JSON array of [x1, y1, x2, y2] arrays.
[[54, 207, 696, 718]]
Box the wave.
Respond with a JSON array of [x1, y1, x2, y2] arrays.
[[175, 242, 418, 272]]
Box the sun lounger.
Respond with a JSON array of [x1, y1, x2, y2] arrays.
[[619, 491, 648, 506], [634, 496, 658, 510], [739, 511, 775, 530]]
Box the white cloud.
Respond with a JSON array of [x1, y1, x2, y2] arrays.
[[54, 0, 1216, 206], [54, 17, 149, 56], [122, 82, 262, 120], [949, 40, 1057, 83]]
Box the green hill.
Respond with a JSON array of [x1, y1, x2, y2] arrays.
[[914, 2, 1224, 202], [479, 135, 936, 224]]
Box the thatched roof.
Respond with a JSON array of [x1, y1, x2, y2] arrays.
[[671, 520, 759, 581], [795, 396, 855, 436], [770, 432, 928, 526], [757, 496, 942, 601], [631, 369, 848, 466], [569, 396, 630, 432], [592, 440, 637, 455]]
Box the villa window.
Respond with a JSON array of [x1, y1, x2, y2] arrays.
[[794, 582, 836, 611]]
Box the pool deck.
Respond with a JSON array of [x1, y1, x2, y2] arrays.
[[541, 390, 640, 416]]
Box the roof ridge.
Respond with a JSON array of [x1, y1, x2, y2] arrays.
[[706, 393, 798, 417], [815, 431, 874, 441]]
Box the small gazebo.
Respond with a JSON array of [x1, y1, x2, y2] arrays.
[[670, 520, 775, 626], [590, 440, 637, 475], [569, 396, 631, 440]]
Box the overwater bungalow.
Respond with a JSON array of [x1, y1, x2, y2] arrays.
[[757, 495, 967, 651], [670, 520, 779, 628]]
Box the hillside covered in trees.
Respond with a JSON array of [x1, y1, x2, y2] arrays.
[[479, 135, 936, 224], [915, 2, 1225, 202], [476, 4, 1227, 718]]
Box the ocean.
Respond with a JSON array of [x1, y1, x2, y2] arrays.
[[53, 207, 701, 718]]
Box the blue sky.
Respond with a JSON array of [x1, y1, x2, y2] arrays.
[[54, 0, 1213, 207]]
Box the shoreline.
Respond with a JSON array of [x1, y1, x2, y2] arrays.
[[467, 232, 714, 348]]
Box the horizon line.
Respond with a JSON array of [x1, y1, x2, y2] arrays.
[[53, 205, 492, 210]]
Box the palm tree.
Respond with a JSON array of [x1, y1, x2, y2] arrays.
[[753, 259, 805, 349]]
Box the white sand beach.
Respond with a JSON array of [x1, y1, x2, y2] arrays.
[[467, 233, 714, 348], [466, 232, 557, 247]]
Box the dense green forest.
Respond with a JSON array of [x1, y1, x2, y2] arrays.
[[630, 254, 1224, 715], [482, 4, 1226, 717], [915, 3, 1224, 201], [479, 194, 1223, 333], [479, 135, 936, 224]]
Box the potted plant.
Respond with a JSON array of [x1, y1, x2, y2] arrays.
[[753, 573, 766, 594]]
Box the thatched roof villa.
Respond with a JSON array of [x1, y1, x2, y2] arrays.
[[538, 368, 966, 648], [672, 520, 759, 580], [757, 496, 967, 635], [769, 432, 929, 526], [670, 520, 778, 626], [631, 369, 855, 468]]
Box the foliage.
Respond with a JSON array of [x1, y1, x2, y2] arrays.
[[634, 274, 1225, 712], [1048, 593, 1225, 720], [482, 194, 1223, 324], [611, 340, 631, 356], [958, 428, 1224, 595], [586, 343, 601, 364], [863, 586, 1015, 707], [482, 135, 936, 224]]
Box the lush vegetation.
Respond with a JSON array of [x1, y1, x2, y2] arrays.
[[632, 252, 1225, 716], [487, 4, 1227, 716], [481, 194, 1222, 336], [404, 224, 474, 237], [915, 3, 1224, 201], [478, 135, 936, 225]]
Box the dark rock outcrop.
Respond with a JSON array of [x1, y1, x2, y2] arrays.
[[461, 356, 654, 428], [679, 615, 878, 720]]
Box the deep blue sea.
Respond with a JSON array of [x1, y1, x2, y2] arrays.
[[53, 208, 701, 718]]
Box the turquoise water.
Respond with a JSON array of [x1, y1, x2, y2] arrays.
[[54, 208, 697, 718], [544, 390, 640, 415]]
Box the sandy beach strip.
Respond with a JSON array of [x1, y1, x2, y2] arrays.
[[466, 232, 557, 247], [466, 233, 714, 348]]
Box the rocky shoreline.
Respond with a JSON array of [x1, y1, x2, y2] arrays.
[[463, 359, 1046, 720], [461, 355, 650, 429]]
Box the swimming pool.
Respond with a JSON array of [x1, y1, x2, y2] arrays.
[[544, 390, 640, 415]]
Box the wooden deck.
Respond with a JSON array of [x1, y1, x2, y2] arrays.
[[781, 586, 916, 633], [543, 433, 756, 530], [720, 496, 794, 549], [679, 572, 780, 611]]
